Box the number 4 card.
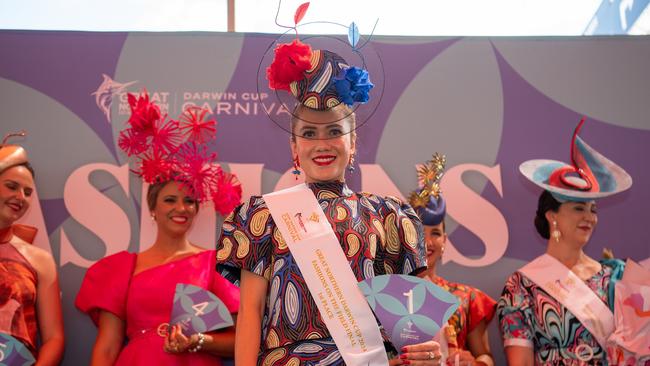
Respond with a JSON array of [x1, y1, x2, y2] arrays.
[[169, 284, 235, 335], [358, 275, 459, 350]]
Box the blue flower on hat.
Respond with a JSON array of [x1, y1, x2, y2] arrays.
[[334, 66, 374, 106]]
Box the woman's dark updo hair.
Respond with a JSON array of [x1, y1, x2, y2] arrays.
[[534, 190, 562, 239]]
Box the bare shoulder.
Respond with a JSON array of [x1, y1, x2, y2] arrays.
[[11, 239, 56, 276]]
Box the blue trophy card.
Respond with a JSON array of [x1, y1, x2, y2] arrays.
[[358, 275, 459, 350], [170, 284, 234, 335]]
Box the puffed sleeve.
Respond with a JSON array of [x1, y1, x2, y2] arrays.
[[376, 196, 427, 276], [215, 196, 274, 280], [496, 271, 535, 348], [75, 251, 136, 326], [467, 287, 497, 333]]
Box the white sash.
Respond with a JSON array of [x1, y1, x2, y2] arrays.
[[264, 184, 389, 366], [519, 254, 615, 350]]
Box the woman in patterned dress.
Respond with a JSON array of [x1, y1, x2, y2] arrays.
[[410, 154, 496, 366], [0, 133, 65, 365], [216, 40, 444, 364], [497, 120, 630, 365]]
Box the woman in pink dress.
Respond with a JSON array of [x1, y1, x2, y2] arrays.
[[75, 92, 242, 365]]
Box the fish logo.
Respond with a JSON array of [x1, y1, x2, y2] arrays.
[[91, 74, 136, 122]]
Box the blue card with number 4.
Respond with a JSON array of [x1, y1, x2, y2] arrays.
[[169, 284, 234, 335]]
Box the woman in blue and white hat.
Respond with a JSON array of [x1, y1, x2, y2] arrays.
[[497, 118, 632, 365]]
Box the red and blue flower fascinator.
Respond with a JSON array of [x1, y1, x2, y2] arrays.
[[259, 1, 382, 132], [519, 117, 632, 202]]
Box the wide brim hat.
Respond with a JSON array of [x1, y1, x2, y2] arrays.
[[0, 132, 29, 174], [519, 118, 632, 202]]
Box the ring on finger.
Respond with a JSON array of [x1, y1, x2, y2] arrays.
[[428, 351, 436, 360]]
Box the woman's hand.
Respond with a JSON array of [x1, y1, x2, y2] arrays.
[[446, 348, 477, 365], [164, 324, 200, 354], [390, 340, 443, 365]]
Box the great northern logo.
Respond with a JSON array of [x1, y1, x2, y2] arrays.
[[91, 74, 137, 122]]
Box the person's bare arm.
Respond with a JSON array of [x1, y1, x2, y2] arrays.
[[234, 270, 268, 366]]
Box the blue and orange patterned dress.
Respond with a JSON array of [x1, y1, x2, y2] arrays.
[[216, 182, 427, 365], [497, 259, 624, 365]]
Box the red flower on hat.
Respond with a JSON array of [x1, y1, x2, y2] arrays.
[[119, 89, 242, 213], [127, 92, 161, 133], [178, 106, 217, 144], [266, 39, 313, 91], [118, 128, 147, 156], [212, 171, 243, 216], [176, 142, 219, 202], [151, 119, 183, 154], [137, 148, 174, 184]]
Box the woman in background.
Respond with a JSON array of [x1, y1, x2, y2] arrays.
[[410, 153, 496, 366], [497, 119, 630, 365], [0, 132, 65, 365]]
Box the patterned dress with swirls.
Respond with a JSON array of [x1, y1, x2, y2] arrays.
[[216, 182, 427, 366], [497, 260, 624, 365]]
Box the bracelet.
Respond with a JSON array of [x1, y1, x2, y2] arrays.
[[188, 333, 205, 353], [475, 354, 494, 366]]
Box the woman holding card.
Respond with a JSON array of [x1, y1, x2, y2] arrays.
[[215, 12, 444, 365], [497, 119, 630, 365], [409, 154, 496, 366], [0, 133, 65, 365], [75, 94, 241, 365]]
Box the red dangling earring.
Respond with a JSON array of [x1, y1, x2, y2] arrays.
[[292, 157, 301, 180]]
